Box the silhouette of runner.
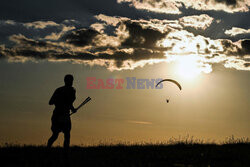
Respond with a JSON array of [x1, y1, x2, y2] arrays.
[[47, 74, 76, 149]]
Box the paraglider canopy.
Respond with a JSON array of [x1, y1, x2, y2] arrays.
[[156, 79, 182, 90]]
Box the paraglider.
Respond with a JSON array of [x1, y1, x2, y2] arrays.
[[156, 79, 182, 90], [156, 79, 182, 103]]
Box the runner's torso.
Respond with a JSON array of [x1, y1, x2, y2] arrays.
[[50, 86, 75, 117]]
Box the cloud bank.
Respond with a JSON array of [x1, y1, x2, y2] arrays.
[[117, 0, 250, 14], [0, 0, 249, 72]]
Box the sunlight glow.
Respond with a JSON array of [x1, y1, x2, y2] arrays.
[[176, 55, 201, 80]]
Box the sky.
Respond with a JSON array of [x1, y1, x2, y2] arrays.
[[0, 0, 249, 145]]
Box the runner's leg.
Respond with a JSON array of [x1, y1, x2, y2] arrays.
[[47, 131, 59, 147], [63, 131, 70, 149]]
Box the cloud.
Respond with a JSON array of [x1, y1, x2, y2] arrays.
[[0, 20, 76, 45], [225, 27, 250, 36], [214, 0, 237, 6], [179, 14, 214, 30], [44, 25, 75, 40], [224, 56, 250, 70], [127, 120, 153, 125], [23, 21, 59, 29], [241, 39, 250, 53], [184, 0, 250, 13], [121, 21, 169, 48], [0, 25, 168, 70], [62, 28, 99, 46], [244, 62, 250, 67], [0, 0, 248, 74], [90, 23, 106, 33], [0, 14, 249, 72], [117, 0, 250, 13], [95, 14, 124, 26], [117, 0, 182, 14], [0, 20, 16, 25], [203, 39, 250, 71], [219, 39, 250, 56]]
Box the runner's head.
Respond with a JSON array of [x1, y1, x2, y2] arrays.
[[64, 74, 74, 86]]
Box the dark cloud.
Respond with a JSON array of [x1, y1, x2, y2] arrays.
[[0, 31, 167, 70], [62, 28, 99, 46], [244, 63, 250, 67], [215, 0, 237, 6], [122, 21, 168, 48], [0, 0, 249, 44], [241, 39, 250, 53], [112, 48, 165, 61], [220, 40, 238, 56], [221, 40, 235, 50], [0, 14, 248, 71], [10, 35, 48, 47], [0, 16, 176, 70], [220, 39, 250, 56], [0, 0, 249, 71]]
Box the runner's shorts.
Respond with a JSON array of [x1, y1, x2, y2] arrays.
[[51, 115, 71, 133]]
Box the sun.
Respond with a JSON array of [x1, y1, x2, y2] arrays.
[[176, 55, 201, 80]]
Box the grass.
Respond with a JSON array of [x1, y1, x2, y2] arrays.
[[1, 136, 250, 167]]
